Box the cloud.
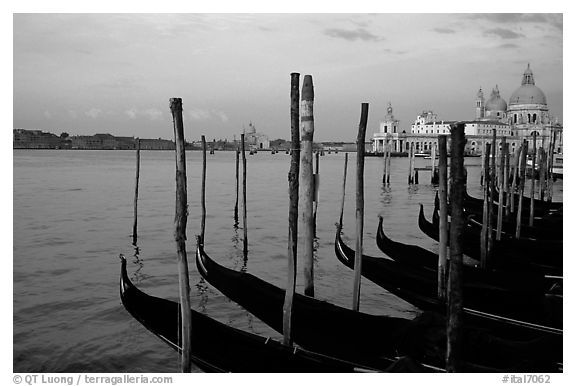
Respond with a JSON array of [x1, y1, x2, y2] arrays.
[[85, 108, 102, 119], [125, 109, 137, 119], [467, 13, 562, 30], [324, 28, 382, 42], [484, 28, 524, 39], [216, 111, 229, 123], [143, 108, 163, 121], [187, 108, 228, 122], [188, 108, 211, 121], [434, 27, 456, 34], [499, 43, 519, 49]]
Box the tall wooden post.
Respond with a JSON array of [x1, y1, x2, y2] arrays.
[[496, 140, 507, 240], [386, 141, 392, 184], [529, 132, 537, 226], [539, 147, 547, 201], [480, 142, 491, 269], [338, 153, 349, 228], [300, 75, 316, 297], [234, 148, 240, 224], [382, 140, 388, 184], [169, 98, 192, 373], [408, 142, 413, 184], [437, 135, 448, 301], [480, 139, 485, 186], [241, 133, 248, 257], [488, 130, 496, 258], [504, 144, 511, 218], [510, 145, 521, 214], [283, 72, 300, 346], [547, 131, 557, 202], [313, 150, 320, 235], [431, 143, 437, 184], [200, 136, 207, 243], [352, 103, 368, 311], [446, 123, 466, 372], [132, 138, 140, 246], [515, 140, 528, 239]]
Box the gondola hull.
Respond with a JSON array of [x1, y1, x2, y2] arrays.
[[335, 228, 562, 341], [119, 255, 397, 373], [196, 242, 561, 372]]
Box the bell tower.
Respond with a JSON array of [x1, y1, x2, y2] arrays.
[[475, 87, 485, 119]]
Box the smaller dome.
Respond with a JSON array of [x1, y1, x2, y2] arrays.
[[485, 86, 507, 111]]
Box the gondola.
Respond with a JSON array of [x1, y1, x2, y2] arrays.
[[418, 204, 562, 275], [196, 240, 560, 372], [438, 191, 563, 232], [464, 188, 562, 214], [375, 215, 560, 293], [335, 227, 562, 342], [119, 254, 408, 373]]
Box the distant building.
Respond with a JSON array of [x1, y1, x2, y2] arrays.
[[371, 64, 562, 156], [13, 129, 64, 149], [139, 138, 175, 150], [244, 122, 270, 150]]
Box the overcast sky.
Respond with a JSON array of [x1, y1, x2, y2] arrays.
[[13, 13, 563, 142]]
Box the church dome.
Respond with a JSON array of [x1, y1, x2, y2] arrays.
[[509, 64, 547, 106], [485, 86, 507, 111]]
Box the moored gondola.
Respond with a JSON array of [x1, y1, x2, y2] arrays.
[[335, 227, 562, 342], [419, 204, 562, 275], [119, 254, 403, 373], [196, 239, 561, 372], [376, 215, 560, 292]]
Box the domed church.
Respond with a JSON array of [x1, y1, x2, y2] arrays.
[[474, 64, 562, 154]]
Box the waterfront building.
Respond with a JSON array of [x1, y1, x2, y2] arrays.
[[371, 64, 562, 156], [244, 122, 270, 150], [13, 129, 64, 149]]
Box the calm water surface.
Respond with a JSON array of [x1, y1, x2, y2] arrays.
[[13, 150, 562, 372]]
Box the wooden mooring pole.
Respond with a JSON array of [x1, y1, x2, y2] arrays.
[[496, 140, 507, 241], [504, 144, 511, 218], [386, 142, 391, 184], [200, 135, 207, 244], [283, 72, 300, 346], [301, 75, 315, 297], [529, 132, 537, 227], [408, 142, 414, 184], [488, 130, 496, 258], [446, 123, 466, 372], [169, 97, 192, 373], [382, 140, 388, 184], [339, 153, 349, 228], [480, 142, 491, 269], [431, 143, 437, 184], [437, 135, 448, 301], [132, 138, 140, 246], [352, 103, 368, 312], [241, 133, 248, 257], [515, 140, 528, 239], [313, 150, 320, 235], [234, 147, 240, 224], [538, 147, 546, 201]]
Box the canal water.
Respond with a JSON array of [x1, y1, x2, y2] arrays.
[[13, 150, 562, 372]]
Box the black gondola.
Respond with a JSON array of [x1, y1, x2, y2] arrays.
[[335, 227, 562, 342], [418, 204, 562, 275], [376, 215, 560, 292], [119, 255, 406, 373], [196, 240, 560, 372]]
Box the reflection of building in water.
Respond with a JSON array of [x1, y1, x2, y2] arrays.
[[244, 121, 270, 150], [371, 64, 562, 156]]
